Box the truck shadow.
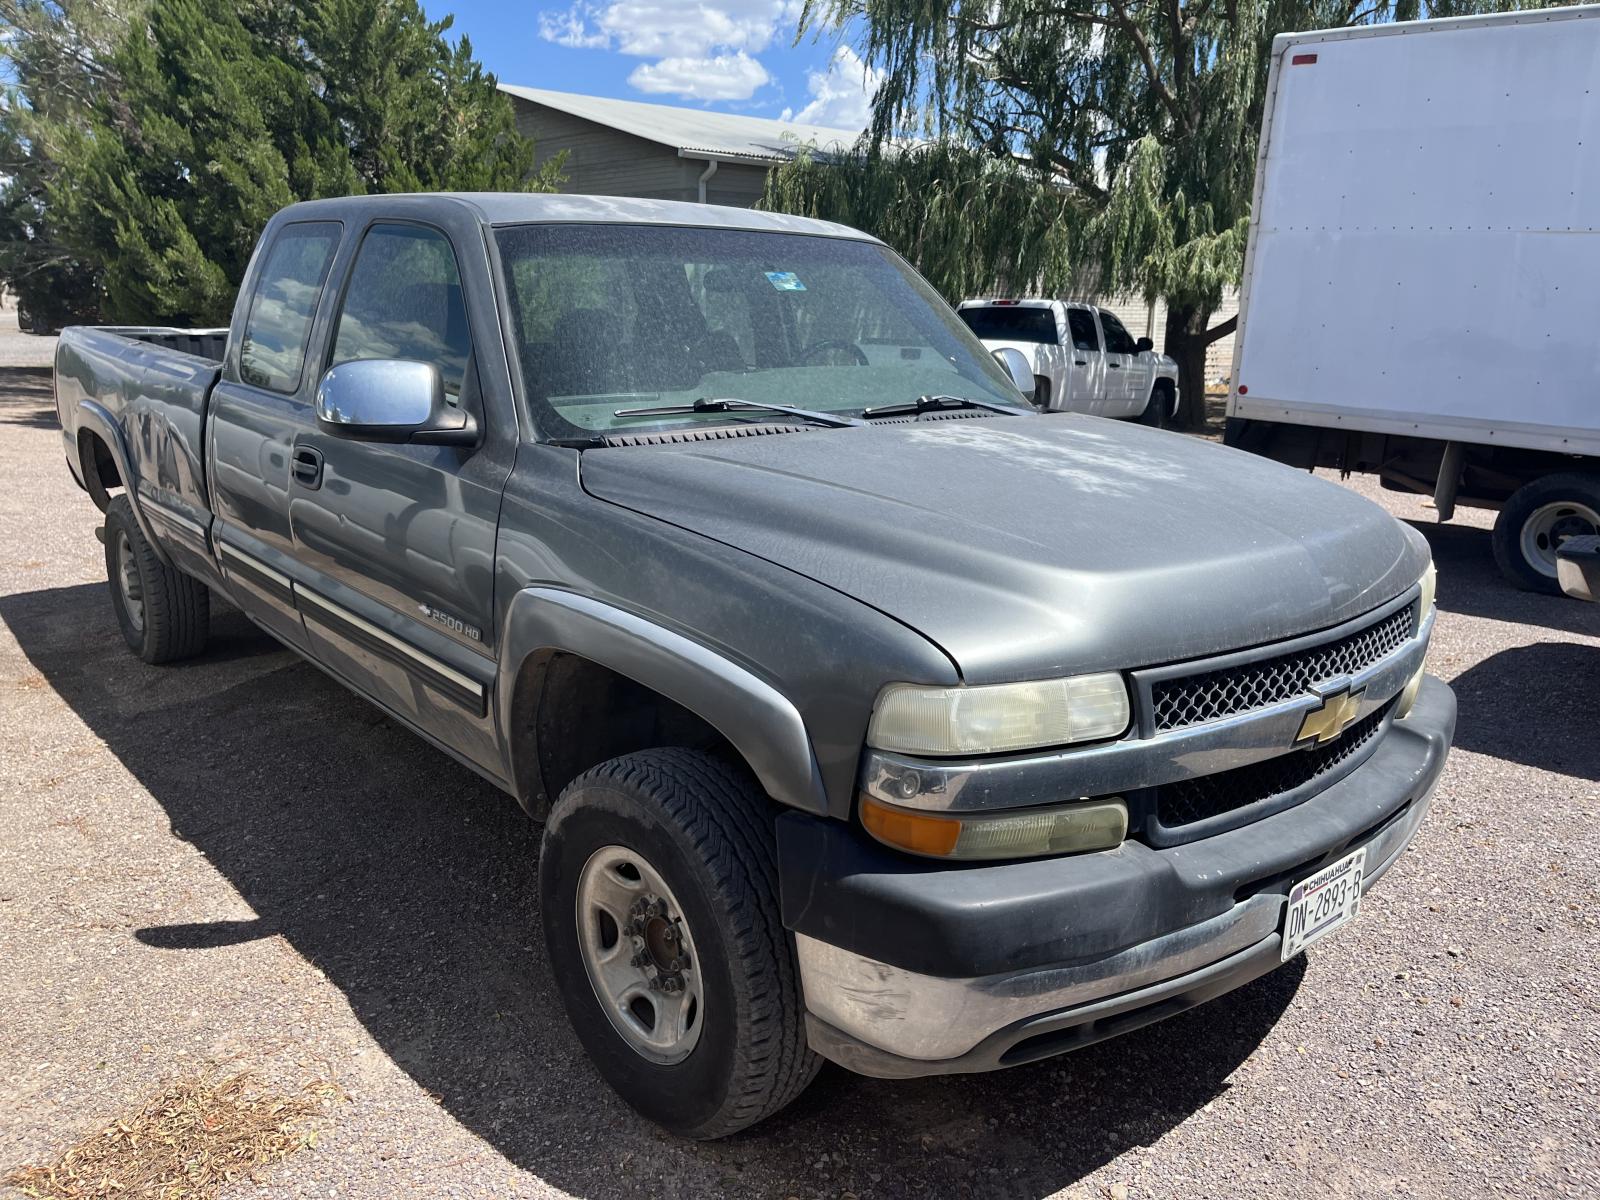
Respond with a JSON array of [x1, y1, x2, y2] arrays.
[[1405, 518, 1600, 638], [1447, 641, 1600, 779], [0, 581, 1303, 1199]]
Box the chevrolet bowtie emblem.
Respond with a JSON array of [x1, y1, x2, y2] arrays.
[[1296, 686, 1365, 745]]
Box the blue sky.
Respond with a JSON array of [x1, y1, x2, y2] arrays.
[[420, 0, 878, 128]]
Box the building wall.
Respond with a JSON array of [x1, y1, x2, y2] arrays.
[[510, 97, 774, 207]]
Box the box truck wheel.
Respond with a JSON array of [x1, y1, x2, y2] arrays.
[[538, 748, 819, 1138], [1492, 473, 1600, 594]]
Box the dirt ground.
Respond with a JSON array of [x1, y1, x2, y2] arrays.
[[1, 359, 1597, 1199]]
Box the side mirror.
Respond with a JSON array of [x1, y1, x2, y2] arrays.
[[1135, 337, 1154, 353], [315, 359, 478, 446], [991, 346, 1036, 400]]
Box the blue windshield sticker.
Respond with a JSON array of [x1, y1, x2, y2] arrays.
[[764, 271, 806, 292]]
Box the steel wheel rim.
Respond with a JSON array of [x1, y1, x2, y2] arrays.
[[115, 531, 145, 632], [574, 844, 704, 1064], [1521, 500, 1600, 578]]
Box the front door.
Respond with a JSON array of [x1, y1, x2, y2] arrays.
[[286, 221, 513, 768]]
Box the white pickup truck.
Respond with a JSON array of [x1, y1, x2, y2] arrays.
[[958, 299, 1180, 423]]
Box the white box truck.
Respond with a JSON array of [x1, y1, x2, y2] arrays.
[[1225, 5, 1600, 593]]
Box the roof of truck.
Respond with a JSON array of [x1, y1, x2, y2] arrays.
[[276, 192, 877, 241]]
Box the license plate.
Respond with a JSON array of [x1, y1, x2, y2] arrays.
[[1282, 847, 1367, 961]]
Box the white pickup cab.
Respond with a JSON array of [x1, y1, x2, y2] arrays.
[[958, 298, 1180, 423]]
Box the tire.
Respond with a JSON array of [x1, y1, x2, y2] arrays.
[[1491, 472, 1600, 595], [104, 495, 210, 663], [1138, 381, 1175, 428], [1032, 375, 1052, 411], [538, 748, 819, 1139]]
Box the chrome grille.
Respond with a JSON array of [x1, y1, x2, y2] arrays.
[[1150, 605, 1416, 731], [1156, 702, 1392, 828]]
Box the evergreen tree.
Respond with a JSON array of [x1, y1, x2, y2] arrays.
[[0, 0, 559, 326], [766, 0, 1545, 427]]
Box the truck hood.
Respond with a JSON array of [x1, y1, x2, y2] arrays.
[[579, 415, 1427, 682]]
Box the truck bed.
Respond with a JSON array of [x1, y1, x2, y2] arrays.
[[54, 325, 229, 583]]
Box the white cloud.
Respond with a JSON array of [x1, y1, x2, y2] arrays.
[[537, 0, 802, 102], [539, 0, 798, 58], [780, 45, 880, 130], [628, 52, 772, 101], [538, 4, 610, 49]]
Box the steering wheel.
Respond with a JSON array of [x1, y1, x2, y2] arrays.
[[798, 339, 869, 367]]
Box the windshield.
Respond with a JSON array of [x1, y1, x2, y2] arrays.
[[494, 223, 1023, 438], [958, 305, 1059, 345]]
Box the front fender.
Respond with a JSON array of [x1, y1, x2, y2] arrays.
[[496, 587, 828, 815]]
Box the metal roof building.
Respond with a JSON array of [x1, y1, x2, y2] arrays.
[[498, 85, 860, 207]]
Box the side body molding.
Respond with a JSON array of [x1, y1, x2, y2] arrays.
[[498, 587, 828, 815], [77, 398, 173, 567]]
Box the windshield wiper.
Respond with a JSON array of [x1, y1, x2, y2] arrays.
[[860, 394, 1033, 419], [612, 397, 864, 428]]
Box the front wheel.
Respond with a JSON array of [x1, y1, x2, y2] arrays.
[[538, 748, 819, 1139], [1491, 473, 1600, 595]]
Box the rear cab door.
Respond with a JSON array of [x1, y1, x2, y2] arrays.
[[207, 219, 345, 651], [1095, 308, 1142, 415], [1063, 305, 1106, 413]]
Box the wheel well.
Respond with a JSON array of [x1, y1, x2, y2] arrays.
[[77, 429, 121, 513], [508, 650, 739, 819]]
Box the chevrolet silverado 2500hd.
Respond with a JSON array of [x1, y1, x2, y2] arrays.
[[54, 193, 1454, 1139]]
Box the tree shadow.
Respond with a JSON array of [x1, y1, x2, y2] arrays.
[[0, 367, 58, 429], [1404, 519, 1600, 638], [1, 580, 1303, 1198]]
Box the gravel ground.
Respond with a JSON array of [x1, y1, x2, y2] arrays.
[[1, 363, 1597, 1199]]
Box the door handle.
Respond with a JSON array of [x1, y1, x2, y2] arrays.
[[1074, 359, 1089, 367], [291, 446, 324, 489], [1107, 362, 1122, 369]]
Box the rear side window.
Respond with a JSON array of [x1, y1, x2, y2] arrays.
[[1066, 308, 1100, 351], [238, 222, 341, 393], [330, 224, 472, 397], [958, 306, 1059, 345], [1099, 310, 1139, 355]]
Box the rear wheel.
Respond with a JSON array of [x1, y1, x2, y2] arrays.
[[104, 495, 210, 663], [538, 748, 818, 1139], [1138, 381, 1176, 428], [1032, 376, 1052, 411], [1491, 473, 1600, 594]]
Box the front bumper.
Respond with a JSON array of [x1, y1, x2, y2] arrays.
[[777, 675, 1455, 1078]]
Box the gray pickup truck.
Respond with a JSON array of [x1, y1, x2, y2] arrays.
[[54, 192, 1454, 1138]]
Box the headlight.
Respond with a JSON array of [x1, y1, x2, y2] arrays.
[[867, 673, 1131, 756], [1397, 558, 1436, 720], [860, 794, 1128, 860]]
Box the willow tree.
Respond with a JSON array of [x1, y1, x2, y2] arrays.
[[767, 0, 1533, 427]]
